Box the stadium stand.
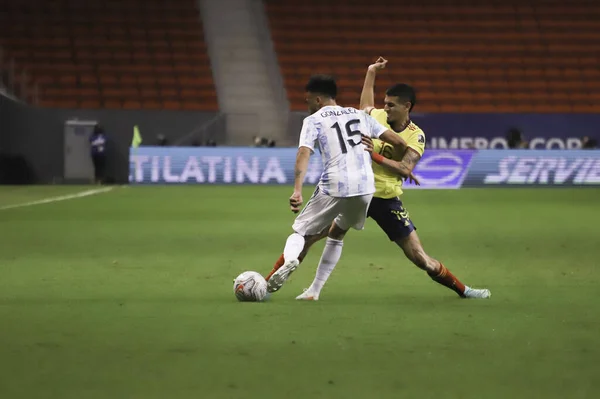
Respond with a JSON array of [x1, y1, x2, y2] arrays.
[[0, 47, 39, 104], [265, 0, 600, 113], [0, 0, 217, 110]]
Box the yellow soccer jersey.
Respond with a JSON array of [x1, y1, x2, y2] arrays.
[[370, 108, 425, 198]]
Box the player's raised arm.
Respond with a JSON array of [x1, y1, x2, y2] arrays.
[[360, 57, 387, 114]]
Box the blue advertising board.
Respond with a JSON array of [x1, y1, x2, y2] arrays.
[[129, 147, 600, 188], [463, 150, 600, 186], [129, 147, 474, 189]]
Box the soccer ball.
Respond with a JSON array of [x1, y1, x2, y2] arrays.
[[233, 271, 268, 302]]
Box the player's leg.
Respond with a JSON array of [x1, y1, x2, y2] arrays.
[[295, 222, 347, 300], [388, 200, 490, 298], [264, 227, 328, 281], [371, 197, 490, 298], [299, 228, 328, 262], [395, 230, 464, 295], [264, 187, 330, 281], [267, 189, 342, 293], [395, 231, 490, 298], [296, 194, 372, 300]]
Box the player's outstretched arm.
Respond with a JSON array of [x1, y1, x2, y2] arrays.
[[381, 148, 421, 180], [378, 129, 407, 153], [362, 136, 420, 183], [360, 57, 387, 114]]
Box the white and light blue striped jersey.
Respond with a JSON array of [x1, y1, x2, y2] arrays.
[[299, 105, 388, 197]]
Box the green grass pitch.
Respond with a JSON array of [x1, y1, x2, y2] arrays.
[[1, 185, 599, 398]]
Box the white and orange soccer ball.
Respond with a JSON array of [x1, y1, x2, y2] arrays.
[[233, 271, 268, 302]]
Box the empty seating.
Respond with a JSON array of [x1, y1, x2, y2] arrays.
[[265, 0, 600, 113], [0, 0, 217, 110]]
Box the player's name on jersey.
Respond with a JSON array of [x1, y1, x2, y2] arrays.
[[319, 107, 358, 118]]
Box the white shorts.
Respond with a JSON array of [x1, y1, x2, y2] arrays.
[[292, 188, 373, 236]]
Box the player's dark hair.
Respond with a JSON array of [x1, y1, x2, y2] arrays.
[[305, 75, 337, 99], [386, 83, 416, 112]]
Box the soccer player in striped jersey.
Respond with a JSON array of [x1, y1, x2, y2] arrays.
[[267, 58, 490, 300], [267, 74, 410, 293]]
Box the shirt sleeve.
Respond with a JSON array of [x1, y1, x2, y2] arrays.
[[298, 118, 318, 151], [369, 108, 386, 120], [406, 129, 426, 157], [364, 113, 388, 138]]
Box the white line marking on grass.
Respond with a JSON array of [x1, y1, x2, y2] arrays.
[[0, 187, 115, 211]]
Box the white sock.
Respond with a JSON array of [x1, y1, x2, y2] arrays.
[[310, 238, 344, 294], [283, 233, 305, 263]]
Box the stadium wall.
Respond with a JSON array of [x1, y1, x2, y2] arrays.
[[48, 108, 222, 183], [128, 147, 600, 187], [0, 95, 62, 183], [0, 100, 220, 183], [288, 112, 599, 150], [0, 95, 12, 152]]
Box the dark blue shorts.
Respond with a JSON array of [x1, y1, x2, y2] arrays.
[[367, 197, 416, 241]]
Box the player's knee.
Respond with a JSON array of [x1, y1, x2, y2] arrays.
[[328, 222, 347, 240], [304, 233, 322, 248], [318, 227, 329, 240]]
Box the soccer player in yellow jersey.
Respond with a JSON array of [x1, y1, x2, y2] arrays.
[[266, 57, 490, 300]]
